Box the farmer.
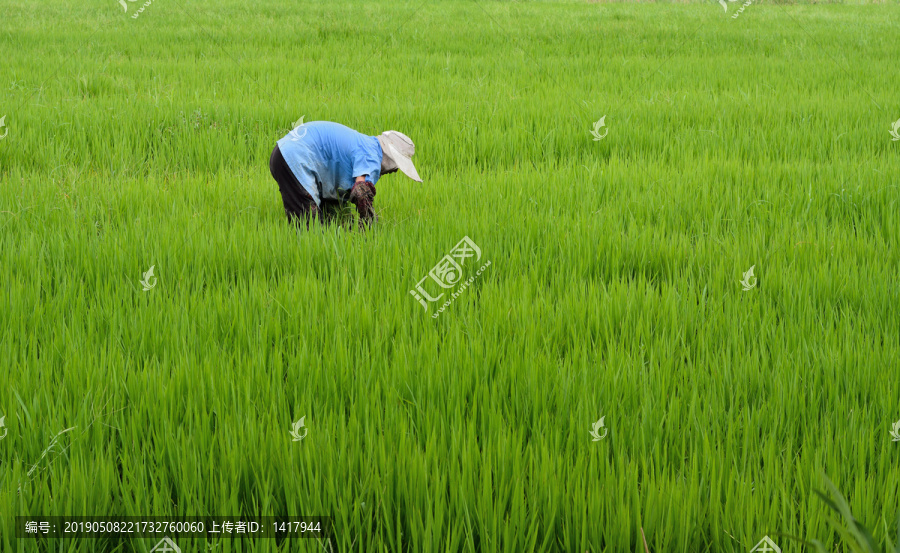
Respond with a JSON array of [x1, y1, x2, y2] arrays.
[[268, 121, 422, 229]]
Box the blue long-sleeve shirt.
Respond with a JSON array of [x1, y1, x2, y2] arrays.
[[276, 121, 382, 207]]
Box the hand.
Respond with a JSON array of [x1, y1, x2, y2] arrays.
[[349, 181, 377, 228], [349, 181, 375, 202]]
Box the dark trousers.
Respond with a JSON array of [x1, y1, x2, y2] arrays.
[[269, 144, 339, 228]]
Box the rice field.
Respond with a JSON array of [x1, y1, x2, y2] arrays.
[[1, 0, 899, 551]]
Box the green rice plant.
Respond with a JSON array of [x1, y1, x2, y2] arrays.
[[1, 0, 899, 551], [783, 475, 900, 553]]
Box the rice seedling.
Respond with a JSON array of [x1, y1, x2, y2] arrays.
[[780, 475, 900, 553], [1, 0, 898, 551]]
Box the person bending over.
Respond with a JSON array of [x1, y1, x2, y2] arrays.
[[268, 121, 422, 229]]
